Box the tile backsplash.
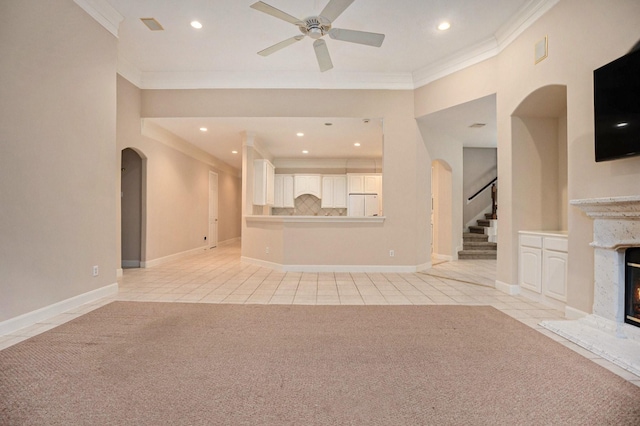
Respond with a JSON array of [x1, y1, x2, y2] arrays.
[[272, 194, 346, 216]]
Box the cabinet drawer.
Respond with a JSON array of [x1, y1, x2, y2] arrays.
[[544, 237, 568, 252], [520, 234, 543, 249]]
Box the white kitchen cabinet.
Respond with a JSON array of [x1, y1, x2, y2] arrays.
[[253, 159, 275, 206], [321, 176, 347, 208], [519, 232, 568, 304], [347, 173, 382, 194], [294, 175, 322, 199], [274, 174, 294, 208]]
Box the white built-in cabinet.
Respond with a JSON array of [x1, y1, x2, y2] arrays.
[[294, 174, 322, 199], [274, 174, 294, 208], [253, 159, 275, 206], [347, 173, 382, 194], [321, 176, 347, 208], [519, 231, 568, 303]]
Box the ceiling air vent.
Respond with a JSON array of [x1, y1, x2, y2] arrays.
[[469, 123, 486, 128], [140, 18, 164, 31]]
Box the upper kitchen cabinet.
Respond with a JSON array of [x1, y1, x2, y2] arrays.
[[254, 159, 275, 206], [348, 173, 382, 194], [321, 175, 347, 208], [294, 174, 322, 199], [274, 174, 294, 208]]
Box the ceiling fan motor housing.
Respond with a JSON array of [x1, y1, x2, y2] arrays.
[[299, 16, 332, 39]]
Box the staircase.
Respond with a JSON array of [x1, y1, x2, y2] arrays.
[[458, 213, 497, 259]]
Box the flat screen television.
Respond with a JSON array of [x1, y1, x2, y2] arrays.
[[593, 47, 640, 162]]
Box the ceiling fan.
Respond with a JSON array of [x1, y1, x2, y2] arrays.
[[250, 0, 385, 72]]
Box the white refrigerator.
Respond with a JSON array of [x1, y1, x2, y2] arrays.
[[348, 193, 379, 216]]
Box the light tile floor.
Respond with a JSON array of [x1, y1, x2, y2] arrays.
[[1, 240, 639, 387]]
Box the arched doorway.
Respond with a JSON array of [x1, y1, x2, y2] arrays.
[[431, 159, 453, 261], [121, 148, 144, 268]]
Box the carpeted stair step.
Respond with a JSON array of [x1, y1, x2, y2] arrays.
[[468, 225, 487, 234], [463, 241, 497, 250], [463, 232, 489, 241], [458, 249, 497, 259], [476, 219, 491, 227]]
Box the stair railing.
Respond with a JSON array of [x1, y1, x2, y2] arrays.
[[467, 177, 497, 219]]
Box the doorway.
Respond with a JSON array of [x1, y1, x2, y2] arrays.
[[209, 171, 219, 249], [121, 148, 143, 268], [431, 159, 453, 261]]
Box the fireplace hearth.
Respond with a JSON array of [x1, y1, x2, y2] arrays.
[[540, 196, 640, 377], [626, 248, 640, 327]]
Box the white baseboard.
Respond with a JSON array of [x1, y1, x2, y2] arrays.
[[495, 280, 520, 295], [241, 256, 431, 273], [218, 237, 241, 246], [142, 245, 208, 268], [432, 253, 452, 262], [116, 268, 123, 278], [121, 260, 140, 268], [0, 283, 118, 336], [565, 306, 590, 320]]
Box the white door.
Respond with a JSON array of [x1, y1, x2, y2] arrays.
[[208, 171, 218, 248]]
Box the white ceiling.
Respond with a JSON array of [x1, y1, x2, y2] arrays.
[[84, 0, 548, 168]]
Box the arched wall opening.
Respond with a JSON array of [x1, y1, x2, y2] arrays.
[[121, 147, 147, 268], [511, 85, 568, 232], [431, 159, 453, 260]]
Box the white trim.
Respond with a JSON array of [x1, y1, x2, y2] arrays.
[[139, 70, 414, 90], [218, 237, 241, 246], [245, 215, 385, 224], [117, 54, 143, 88], [432, 253, 453, 262], [121, 260, 140, 268], [495, 280, 520, 295], [565, 305, 589, 320], [73, 0, 124, 38], [494, 0, 560, 50], [142, 246, 208, 268], [116, 268, 124, 278], [0, 283, 118, 336], [241, 256, 429, 273]]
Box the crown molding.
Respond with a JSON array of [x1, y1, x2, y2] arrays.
[[412, 0, 559, 89], [138, 70, 414, 90], [73, 0, 123, 38], [117, 53, 143, 88]]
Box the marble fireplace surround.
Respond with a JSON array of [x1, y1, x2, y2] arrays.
[[541, 195, 640, 376]]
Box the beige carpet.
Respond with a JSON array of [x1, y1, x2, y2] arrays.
[[1, 303, 639, 425]]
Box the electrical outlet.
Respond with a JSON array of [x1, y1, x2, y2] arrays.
[[266, 246, 270, 254], [92, 265, 99, 277], [389, 250, 395, 257]]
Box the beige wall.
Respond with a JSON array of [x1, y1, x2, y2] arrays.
[[141, 89, 430, 268], [414, 0, 640, 313], [116, 77, 242, 264], [0, 0, 118, 322]]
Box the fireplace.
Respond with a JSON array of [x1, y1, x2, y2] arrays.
[[626, 248, 640, 327]]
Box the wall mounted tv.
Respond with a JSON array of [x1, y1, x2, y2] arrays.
[[593, 46, 640, 162]]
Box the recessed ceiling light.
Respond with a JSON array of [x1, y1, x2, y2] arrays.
[[325, 122, 333, 126], [232, 150, 238, 154], [354, 142, 361, 147], [297, 132, 304, 137], [190, 21, 203, 29], [302, 150, 309, 154], [199, 127, 208, 132], [437, 21, 451, 31], [616, 122, 629, 128], [469, 123, 486, 128]]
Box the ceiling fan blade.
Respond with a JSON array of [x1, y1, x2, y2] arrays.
[[329, 28, 385, 47], [258, 35, 305, 56], [250, 1, 302, 25], [313, 39, 333, 72], [319, 0, 355, 22]]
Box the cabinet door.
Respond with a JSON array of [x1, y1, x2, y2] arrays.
[[519, 246, 542, 293], [283, 175, 294, 208], [543, 250, 568, 302], [364, 175, 380, 193], [321, 177, 334, 208], [274, 175, 284, 208], [348, 175, 364, 193], [333, 176, 347, 208], [265, 162, 275, 205]]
